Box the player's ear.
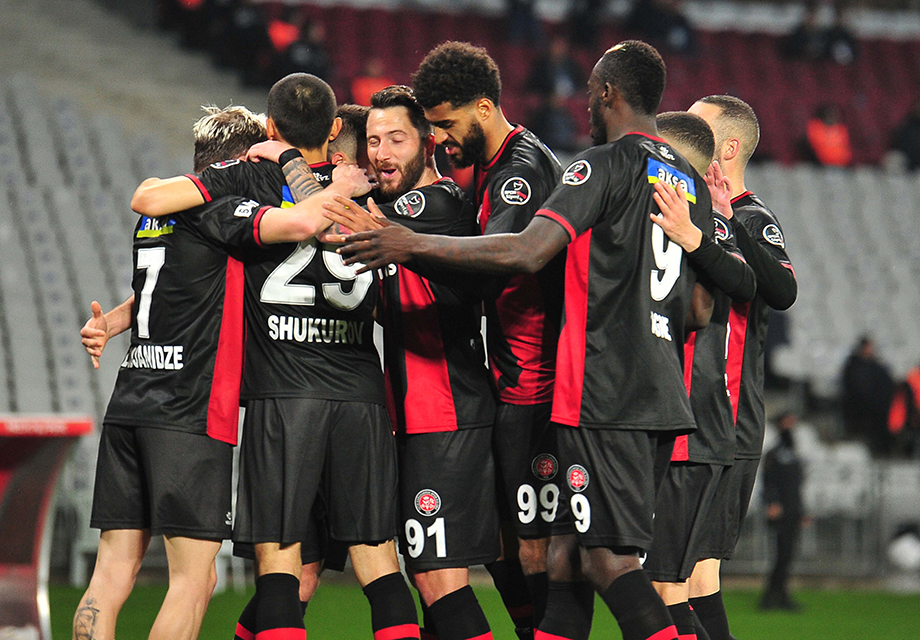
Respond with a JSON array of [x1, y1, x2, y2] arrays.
[[328, 117, 343, 142], [476, 98, 493, 122], [330, 151, 347, 165], [266, 117, 279, 141], [723, 138, 741, 162], [425, 133, 436, 157]]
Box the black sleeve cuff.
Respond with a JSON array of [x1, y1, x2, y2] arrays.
[[279, 148, 304, 166]]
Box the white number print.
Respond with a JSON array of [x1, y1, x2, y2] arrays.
[[404, 517, 447, 558], [261, 240, 373, 309], [570, 494, 592, 533], [649, 224, 682, 301], [518, 483, 560, 524], [136, 247, 166, 339]]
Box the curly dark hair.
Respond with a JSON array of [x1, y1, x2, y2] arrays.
[[412, 41, 502, 109], [370, 85, 431, 140], [267, 73, 337, 150], [594, 40, 666, 117]]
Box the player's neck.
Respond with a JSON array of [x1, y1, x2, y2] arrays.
[[414, 165, 441, 189], [727, 167, 747, 198], [483, 112, 516, 164], [297, 147, 328, 165], [609, 114, 657, 143]]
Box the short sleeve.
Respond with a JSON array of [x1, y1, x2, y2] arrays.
[[535, 148, 613, 241], [196, 159, 257, 201], [742, 208, 793, 265], [483, 165, 553, 236], [378, 183, 476, 237], [187, 196, 267, 253]]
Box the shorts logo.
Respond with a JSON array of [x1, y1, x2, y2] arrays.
[[394, 191, 426, 218], [233, 200, 260, 218], [532, 453, 558, 480], [225, 511, 232, 526], [500, 177, 532, 205], [562, 160, 592, 186], [415, 489, 441, 516], [713, 216, 730, 242], [210, 159, 241, 169], [567, 465, 589, 492], [762, 223, 785, 248]]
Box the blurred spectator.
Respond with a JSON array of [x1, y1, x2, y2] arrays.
[[801, 104, 852, 166], [626, 0, 697, 54], [761, 412, 808, 612], [841, 336, 895, 455], [890, 100, 920, 172], [888, 362, 920, 457], [527, 92, 579, 154], [566, 0, 605, 49], [277, 21, 334, 83], [210, 0, 272, 85], [526, 35, 584, 99], [506, 0, 542, 44], [781, 2, 857, 64], [350, 58, 395, 107], [267, 6, 301, 55]]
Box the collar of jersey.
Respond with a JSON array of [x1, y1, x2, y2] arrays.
[[626, 131, 668, 144], [731, 190, 753, 205], [481, 124, 524, 171]]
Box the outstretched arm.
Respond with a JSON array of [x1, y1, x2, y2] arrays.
[[131, 176, 205, 217], [81, 297, 134, 369]]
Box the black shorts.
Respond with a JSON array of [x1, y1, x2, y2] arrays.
[[90, 424, 232, 539], [717, 457, 760, 559], [643, 462, 727, 582], [552, 426, 674, 551], [397, 427, 501, 570], [493, 402, 559, 539], [233, 497, 329, 565], [234, 398, 398, 548]]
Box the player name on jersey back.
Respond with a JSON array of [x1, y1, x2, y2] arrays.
[[120, 344, 184, 370], [267, 315, 365, 345]]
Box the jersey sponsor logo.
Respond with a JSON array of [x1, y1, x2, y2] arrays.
[[267, 315, 365, 345], [120, 344, 184, 370], [233, 200, 260, 218], [136, 216, 175, 238], [567, 464, 589, 492], [532, 453, 558, 480], [647, 159, 697, 204], [762, 223, 785, 248], [415, 489, 442, 516], [209, 159, 241, 169], [714, 216, 730, 242], [394, 191, 426, 218], [500, 177, 532, 205], [562, 160, 591, 185], [658, 145, 676, 161], [651, 311, 673, 341]]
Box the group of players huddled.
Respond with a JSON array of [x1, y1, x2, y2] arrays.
[[76, 38, 795, 640]]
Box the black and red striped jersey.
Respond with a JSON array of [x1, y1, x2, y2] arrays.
[[674, 212, 744, 464], [474, 126, 563, 405], [192, 160, 385, 405], [536, 133, 713, 430], [104, 196, 263, 444], [726, 192, 795, 459], [376, 179, 495, 434]]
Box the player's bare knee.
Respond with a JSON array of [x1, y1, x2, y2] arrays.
[[518, 538, 548, 574], [580, 546, 641, 592], [545, 534, 580, 582], [299, 561, 322, 601]]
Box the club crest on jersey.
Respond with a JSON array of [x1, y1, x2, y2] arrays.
[[713, 216, 730, 242], [500, 177, 532, 205], [567, 465, 589, 492], [395, 191, 426, 218], [647, 159, 697, 203], [762, 223, 785, 248], [233, 200, 260, 218], [415, 489, 442, 516], [563, 160, 592, 185], [209, 159, 241, 169], [532, 454, 558, 480], [658, 145, 676, 161]]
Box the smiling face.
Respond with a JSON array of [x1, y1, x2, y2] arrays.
[[366, 105, 428, 201], [422, 101, 487, 168]]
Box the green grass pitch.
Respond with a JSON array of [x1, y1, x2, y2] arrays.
[[50, 582, 920, 639]]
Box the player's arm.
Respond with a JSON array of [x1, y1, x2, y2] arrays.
[[686, 283, 714, 332], [81, 296, 134, 369], [730, 217, 797, 310], [652, 180, 755, 303], [131, 176, 205, 217]]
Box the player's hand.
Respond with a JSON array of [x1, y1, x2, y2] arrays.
[[320, 196, 388, 243], [650, 180, 702, 252], [336, 222, 416, 273], [705, 161, 733, 219], [331, 164, 375, 198], [81, 301, 108, 369], [245, 140, 295, 163]]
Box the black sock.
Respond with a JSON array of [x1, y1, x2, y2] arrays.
[[688, 608, 711, 640], [254, 573, 305, 640], [362, 572, 420, 640], [666, 602, 696, 640], [420, 599, 438, 640], [601, 570, 676, 640], [689, 592, 730, 640], [524, 571, 549, 627], [535, 581, 594, 640], [427, 585, 492, 640], [487, 559, 534, 632], [300, 600, 309, 616], [235, 592, 258, 640]]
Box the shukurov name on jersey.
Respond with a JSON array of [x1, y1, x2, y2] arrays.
[[120, 344, 184, 370], [268, 315, 365, 345], [647, 159, 697, 204]]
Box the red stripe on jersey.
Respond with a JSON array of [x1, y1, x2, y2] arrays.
[[252, 206, 271, 247], [552, 229, 591, 427], [782, 262, 796, 277], [482, 125, 524, 171], [185, 173, 212, 202], [374, 624, 421, 640], [730, 191, 753, 205], [672, 333, 696, 461], [536, 209, 576, 242], [235, 624, 255, 640], [467, 633, 493, 640], [207, 257, 245, 445], [535, 631, 575, 640], [627, 131, 669, 144], [478, 187, 493, 233], [254, 629, 306, 640], [399, 268, 458, 433], [726, 302, 750, 424], [646, 626, 679, 640]]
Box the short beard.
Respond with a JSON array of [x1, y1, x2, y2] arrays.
[[378, 146, 427, 201], [449, 122, 487, 168]]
